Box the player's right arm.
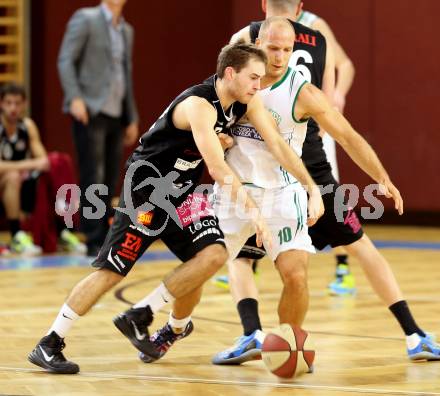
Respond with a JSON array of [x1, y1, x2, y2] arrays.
[[180, 96, 271, 247], [296, 83, 403, 215]]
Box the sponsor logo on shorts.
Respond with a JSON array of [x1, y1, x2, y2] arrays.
[[129, 224, 150, 236], [344, 208, 361, 233], [192, 227, 222, 243], [188, 218, 218, 235], [176, 193, 214, 227], [117, 232, 142, 262], [137, 210, 153, 226], [174, 158, 202, 171]]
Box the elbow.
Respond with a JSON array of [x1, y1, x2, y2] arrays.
[[347, 59, 355, 76]]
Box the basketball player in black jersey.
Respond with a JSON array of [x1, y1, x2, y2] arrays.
[[28, 41, 324, 374], [0, 83, 47, 255], [0, 83, 86, 256], [211, 1, 440, 364]]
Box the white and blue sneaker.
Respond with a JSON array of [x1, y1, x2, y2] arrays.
[[407, 333, 440, 361], [212, 329, 265, 365]]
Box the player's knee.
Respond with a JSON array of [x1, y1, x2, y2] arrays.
[[198, 244, 228, 272], [278, 263, 307, 288], [233, 257, 254, 268], [4, 170, 21, 187]]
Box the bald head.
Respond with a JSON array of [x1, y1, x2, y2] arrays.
[[258, 16, 295, 42], [256, 17, 295, 83]]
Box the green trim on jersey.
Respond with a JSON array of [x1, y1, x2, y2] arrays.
[[293, 192, 301, 237], [270, 67, 292, 91], [292, 80, 309, 124], [297, 11, 305, 24], [289, 70, 297, 95]]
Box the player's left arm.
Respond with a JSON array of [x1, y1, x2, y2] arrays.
[[313, 18, 355, 113], [296, 84, 403, 214], [25, 118, 47, 159]]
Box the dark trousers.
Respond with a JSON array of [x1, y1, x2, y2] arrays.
[[72, 113, 124, 250]]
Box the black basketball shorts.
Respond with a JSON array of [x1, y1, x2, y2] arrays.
[[92, 189, 225, 276]]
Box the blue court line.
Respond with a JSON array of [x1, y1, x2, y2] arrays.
[[0, 239, 439, 271], [0, 250, 177, 271], [373, 240, 440, 250]]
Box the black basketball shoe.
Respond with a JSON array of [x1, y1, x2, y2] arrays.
[[113, 305, 160, 359], [28, 331, 79, 374], [139, 321, 194, 363]]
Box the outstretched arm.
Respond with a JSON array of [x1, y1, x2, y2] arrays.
[[296, 83, 403, 214]]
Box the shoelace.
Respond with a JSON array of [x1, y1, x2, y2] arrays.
[[152, 325, 179, 347], [221, 335, 248, 355]]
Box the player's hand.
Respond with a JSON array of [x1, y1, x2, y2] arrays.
[[379, 180, 404, 215], [70, 97, 89, 125], [124, 122, 139, 146], [253, 212, 272, 250], [307, 188, 324, 226], [217, 133, 234, 151], [34, 156, 50, 172]]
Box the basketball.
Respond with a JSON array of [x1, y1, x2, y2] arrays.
[[262, 324, 315, 379]]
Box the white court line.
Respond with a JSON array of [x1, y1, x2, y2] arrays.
[[0, 366, 439, 396]]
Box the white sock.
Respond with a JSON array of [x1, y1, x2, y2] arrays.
[[133, 283, 175, 313], [47, 303, 80, 338], [168, 311, 191, 330], [406, 333, 421, 349]]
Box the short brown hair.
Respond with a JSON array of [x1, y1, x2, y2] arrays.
[[216, 40, 267, 79], [0, 82, 26, 100]]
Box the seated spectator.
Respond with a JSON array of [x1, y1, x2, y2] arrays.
[[0, 82, 85, 255]]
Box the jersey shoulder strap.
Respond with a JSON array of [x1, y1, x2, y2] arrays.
[[297, 10, 319, 28]]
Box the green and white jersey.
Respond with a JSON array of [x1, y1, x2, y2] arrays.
[[226, 68, 309, 189], [296, 10, 318, 28]]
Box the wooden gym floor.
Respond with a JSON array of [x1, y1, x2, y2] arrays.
[[1, 225, 440, 395]]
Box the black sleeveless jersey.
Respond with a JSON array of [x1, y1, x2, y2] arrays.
[[0, 120, 30, 161], [250, 20, 334, 184], [128, 75, 247, 196]]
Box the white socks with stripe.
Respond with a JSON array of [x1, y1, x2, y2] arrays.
[[133, 282, 175, 313]]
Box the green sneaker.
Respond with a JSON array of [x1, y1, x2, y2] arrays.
[[11, 231, 42, 256], [59, 229, 87, 254], [328, 264, 356, 295]]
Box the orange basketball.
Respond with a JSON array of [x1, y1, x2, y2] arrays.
[[262, 324, 315, 379]]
